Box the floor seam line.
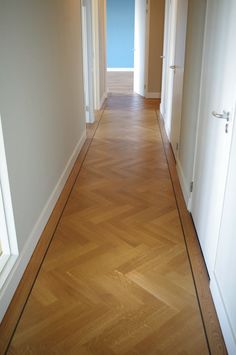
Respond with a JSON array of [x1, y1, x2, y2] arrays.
[[5, 103, 107, 354], [156, 110, 211, 355]]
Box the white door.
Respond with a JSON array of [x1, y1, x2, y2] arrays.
[[211, 112, 236, 355], [191, 0, 236, 276], [164, 0, 188, 157], [134, 0, 148, 96], [169, 0, 187, 158]]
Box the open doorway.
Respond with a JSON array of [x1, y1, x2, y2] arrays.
[[106, 0, 135, 95], [82, 0, 164, 114], [106, 0, 164, 99]]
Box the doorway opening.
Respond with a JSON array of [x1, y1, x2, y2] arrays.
[[106, 0, 164, 100], [106, 0, 135, 95]]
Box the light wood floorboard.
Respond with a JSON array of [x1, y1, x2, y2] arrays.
[[4, 94, 225, 354], [158, 114, 227, 355], [107, 71, 134, 94]]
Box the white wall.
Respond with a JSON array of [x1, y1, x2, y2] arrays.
[[177, 0, 206, 206], [0, 0, 86, 319]]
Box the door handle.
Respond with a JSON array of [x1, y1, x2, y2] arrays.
[[212, 111, 230, 122], [160, 56, 165, 59], [169, 65, 176, 69]]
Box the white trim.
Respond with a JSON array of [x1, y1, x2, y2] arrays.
[[144, 0, 151, 97], [134, 0, 150, 97], [0, 130, 86, 321], [145, 92, 161, 99], [163, 117, 171, 141], [0, 255, 10, 275], [160, 0, 171, 120], [189, 0, 208, 213], [210, 275, 236, 355], [160, 102, 165, 117], [0, 115, 19, 297], [100, 92, 107, 110], [0, 119, 18, 257], [81, 0, 95, 124], [103, 0, 108, 98], [107, 68, 134, 72], [81, 3, 90, 123], [0, 191, 11, 257], [176, 158, 191, 211], [91, 0, 101, 111]]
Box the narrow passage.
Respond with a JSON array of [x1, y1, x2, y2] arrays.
[[8, 94, 209, 355]]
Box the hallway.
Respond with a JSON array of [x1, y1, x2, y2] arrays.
[[8, 94, 209, 354]]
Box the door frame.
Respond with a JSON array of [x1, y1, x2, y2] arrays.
[[162, 0, 177, 138], [144, 0, 151, 97], [161, 0, 188, 149], [0, 115, 18, 320], [81, 0, 95, 123], [160, 0, 171, 117], [133, 0, 150, 97], [91, 0, 101, 111], [105, 0, 150, 98], [92, 0, 107, 109]]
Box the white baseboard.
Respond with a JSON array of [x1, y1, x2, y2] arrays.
[[100, 92, 107, 109], [145, 92, 161, 99], [210, 275, 236, 355], [160, 102, 165, 117], [188, 194, 193, 211], [0, 130, 86, 321], [176, 159, 191, 211], [107, 68, 134, 72], [164, 120, 171, 141]]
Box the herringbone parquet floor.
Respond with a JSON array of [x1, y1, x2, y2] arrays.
[[7, 94, 209, 354]]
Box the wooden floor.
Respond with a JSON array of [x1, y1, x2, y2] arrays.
[[7, 94, 210, 354], [107, 71, 134, 94]]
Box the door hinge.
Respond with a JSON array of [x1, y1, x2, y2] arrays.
[[176, 143, 179, 151], [190, 181, 194, 193], [144, 84, 147, 90], [86, 105, 89, 112]]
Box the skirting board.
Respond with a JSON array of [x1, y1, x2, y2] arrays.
[[145, 92, 161, 99], [210, 276, 236, 355], [160, 102, 164, 117], [0, 130, 86, 322], [100, 92, 107, 110], [107, 68, 134, 72], [164, 120, 171, 141], [176, 159, 192, 211], [159, 110, 171, 141]]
